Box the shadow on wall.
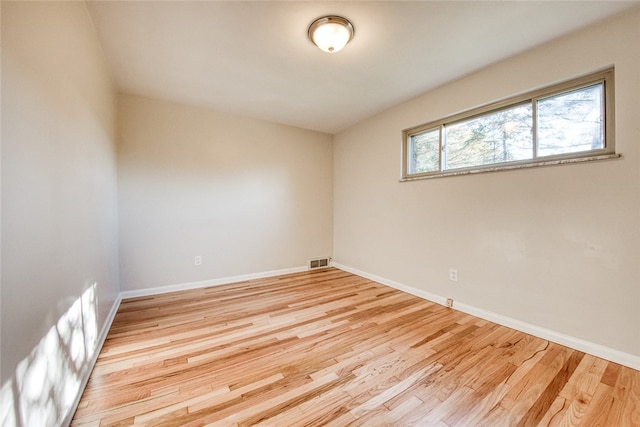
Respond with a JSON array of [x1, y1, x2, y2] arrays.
[[0, 284, 99, 426]]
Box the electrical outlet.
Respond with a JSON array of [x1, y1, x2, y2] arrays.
[[194, 256, 202, 266], [446, 298, 454, 308], [449, 268, 458, 282]]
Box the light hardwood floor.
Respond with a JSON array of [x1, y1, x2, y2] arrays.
[[72, 268, 640, 426]]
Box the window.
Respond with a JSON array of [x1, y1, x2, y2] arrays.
[[402, 68, 615, 179]]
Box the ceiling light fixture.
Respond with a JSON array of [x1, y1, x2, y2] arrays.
[[308, 15, 355, 53]]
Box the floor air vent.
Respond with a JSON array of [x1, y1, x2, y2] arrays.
[[309, 257, 331, 270]]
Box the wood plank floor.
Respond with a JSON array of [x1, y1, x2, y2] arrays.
[[72, 268, 640, 426]]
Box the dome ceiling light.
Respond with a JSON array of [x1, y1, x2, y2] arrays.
[[308, 15, 355, 53]]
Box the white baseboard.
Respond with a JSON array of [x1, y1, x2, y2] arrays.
[[333, 263, 640, 371], [63, 292, 122, 427], [335, 263, 449, 307], [119, 265, 309, 300]]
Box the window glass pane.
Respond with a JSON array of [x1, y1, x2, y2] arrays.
[[537, 83, 603, 157], [402, 69, 612, 179], [409, 128, 439, 174], [445, 103, 533, 170]]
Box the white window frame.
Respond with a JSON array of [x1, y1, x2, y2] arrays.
[[401, 68, 617, 181]]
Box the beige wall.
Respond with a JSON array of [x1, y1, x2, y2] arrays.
[[334, 9, 640, 358], [117, 94, 333, 291], [1, 0, 119, 385]]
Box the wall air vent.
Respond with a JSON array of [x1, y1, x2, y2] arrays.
[[308, 257, 331, 270]]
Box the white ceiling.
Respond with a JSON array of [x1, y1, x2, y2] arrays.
[[86, 1, 639, 134]]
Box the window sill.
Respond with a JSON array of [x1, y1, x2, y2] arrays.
[[400, 153, 622, 182]]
